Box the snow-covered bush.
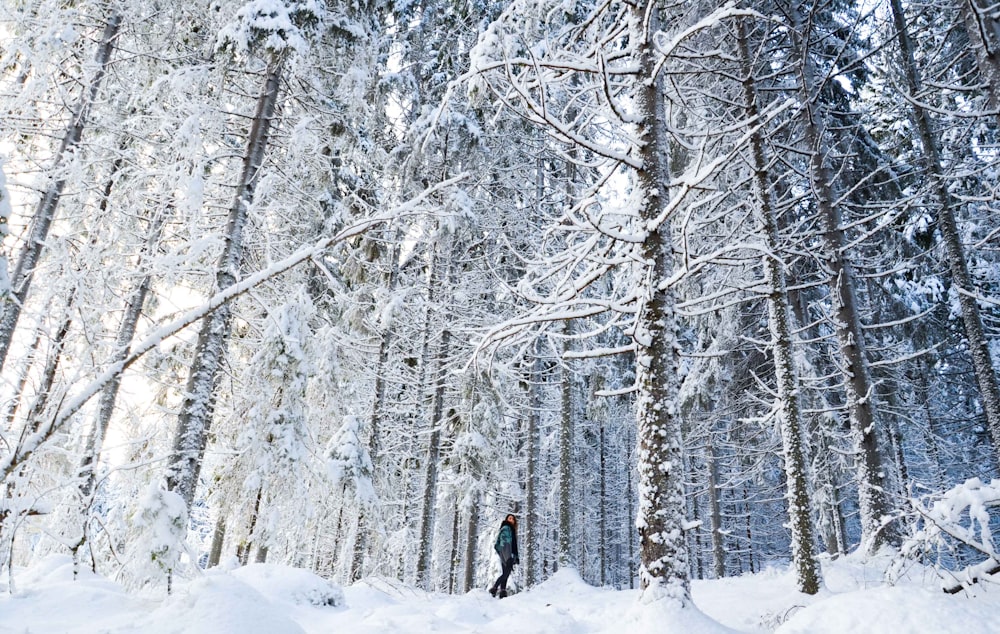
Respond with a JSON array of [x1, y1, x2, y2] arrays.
[[326, 415, 376, 508], [129, 483, 189, 592], [890, 478, 1000, 592], [231, 563, 344, 607]]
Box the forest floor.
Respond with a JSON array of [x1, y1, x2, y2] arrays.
[[2, 550, 998, 633]]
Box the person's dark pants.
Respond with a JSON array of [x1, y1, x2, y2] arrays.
[[491, 557, 514, 595]]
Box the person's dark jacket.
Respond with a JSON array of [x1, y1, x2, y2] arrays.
[[494, 519, 519, 565]]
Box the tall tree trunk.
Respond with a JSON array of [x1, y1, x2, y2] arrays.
[[350, 237, 402, 583], [632, 0, 690, 602], [64, 134, 140, 572], [238, 486, 265, 566], [625, 414, 636, 589], [166, 58, 284, 507], [79, 207, 167, 500], [463, 491, 479, 593], [523, 156, 546, 587], [208, 516, 227, 569], [448, 498, 460, 594], [558, 322, 573, 568], [0, 290, 75, 572], [707, 436, 726, 580], [598, 413, 607, 586], [415, 243, 454, 590], [0, 14, 121, 370], [738, 20, 821, 594], [788, 4, 895, 552], [524, 338, 542, 587], [890, 0, 1000, 465], [915, 360, 946, 490]]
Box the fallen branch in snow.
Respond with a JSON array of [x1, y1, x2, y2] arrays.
[[889, 478, 1000, 594], [943, 559, 1000, 594]]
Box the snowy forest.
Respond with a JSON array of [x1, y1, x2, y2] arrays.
[[1, 0, 1000, 624]]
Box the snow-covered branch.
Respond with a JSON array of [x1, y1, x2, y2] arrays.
[[0, 173, 467, 481]]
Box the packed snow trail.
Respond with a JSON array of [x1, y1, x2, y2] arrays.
[[3, 553, 1000, 633]]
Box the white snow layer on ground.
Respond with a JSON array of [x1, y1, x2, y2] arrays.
[[2, 552, 999, 633]]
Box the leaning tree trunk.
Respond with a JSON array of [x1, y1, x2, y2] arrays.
[[1, 330, 42, 427], [788, 3, 896, 552], [0, 289, 76, 572], [0, 14, 121, 370], [738, 20, 821, 594], [166, 58, 285, 507], [78, 207, 167, 503], [632, 0, 690, 603], [890, 0, 1000, 465]]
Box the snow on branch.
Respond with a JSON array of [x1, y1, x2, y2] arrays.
[[217, 0, 326, 59], [562, 343, 636, 359], [0, 173, 467, 482], [956, 286, 1000, 309], [891, 478, 1000, 594], [0, 158, 10, 304], [649, 4, 763, 82]]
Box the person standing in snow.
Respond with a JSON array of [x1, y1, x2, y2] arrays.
[[489, 514, 519, 598]]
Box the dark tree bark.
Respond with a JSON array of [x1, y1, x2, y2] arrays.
[[415, 241, 455, 590], [632, 0, 690, 602]]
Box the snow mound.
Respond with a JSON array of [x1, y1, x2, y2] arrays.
[[231, 563, 345, 607], [138, 573, 306, 634], [0, 555, 144, 633], [775, 585, 1000, 634], [507, 566, 736, 634]]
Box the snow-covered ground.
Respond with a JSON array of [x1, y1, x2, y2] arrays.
[[2, 552, 998, 633]]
